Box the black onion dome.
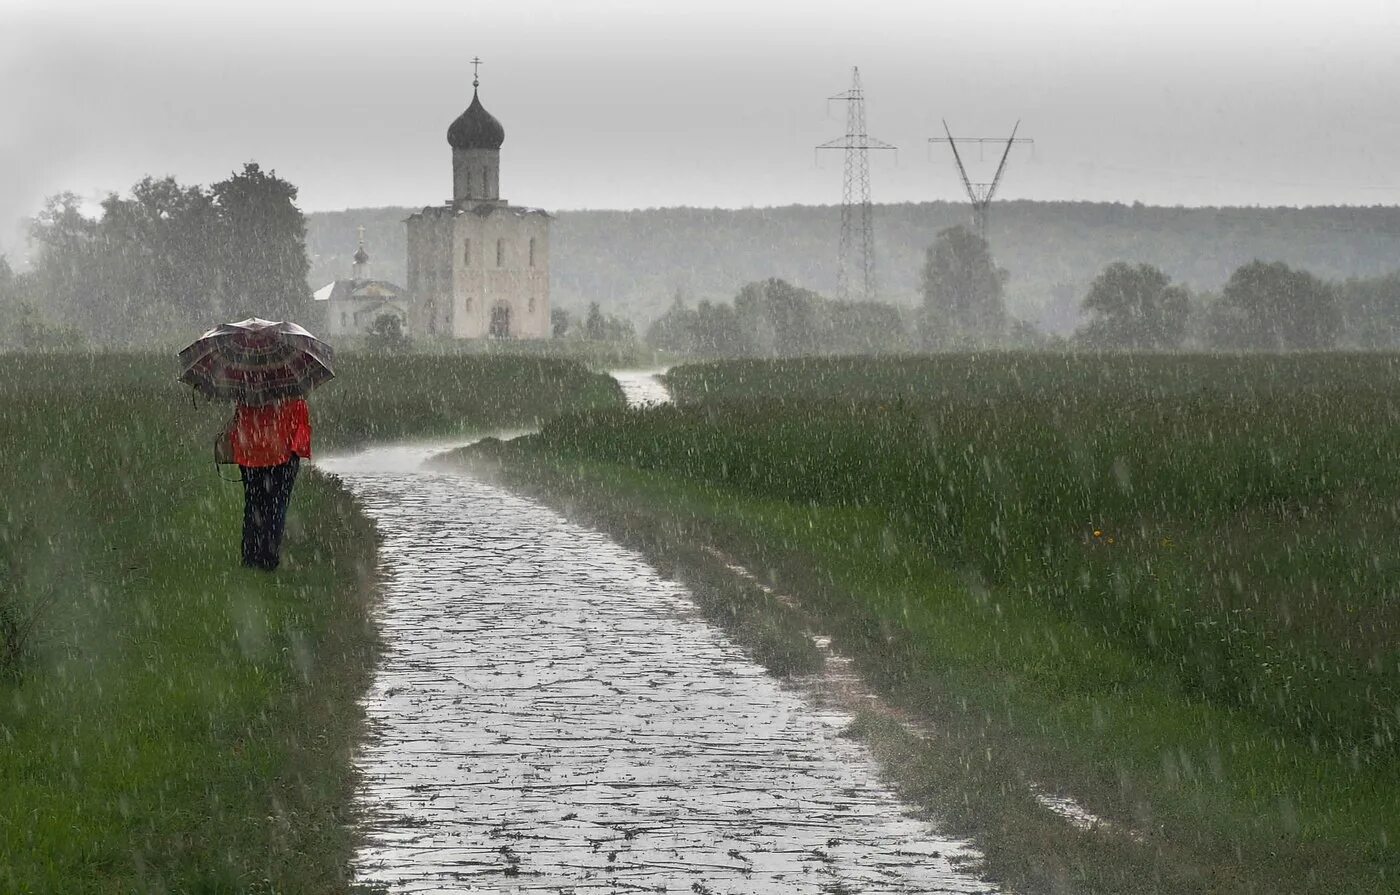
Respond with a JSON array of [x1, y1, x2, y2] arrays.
[[353, 246, 370, 264], [447, 89, 505, 151]]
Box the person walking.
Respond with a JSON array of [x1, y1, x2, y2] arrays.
[[179, 318, 334, 570], [232, 397, 311, 571]]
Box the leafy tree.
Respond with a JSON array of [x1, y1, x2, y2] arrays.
[[735, 279, 821, 356], [1181, 290, 1222, 348], [551, 307, 571, 339], [1209, 260, 1338, 350], [645, 290, 690, 348], [1076, 262, 1189, 349], [0, 254, 81, 350], [364, 314, 408, 351], [824, 299, 906, 353], [692, 300, 749, 357], [212, 162, 310, 321], [645, 278, 908, 357], [646, 292, 696, 354], [584, 302, 605, 340], [0, 256, 17, 347], [600, 313, 636, 343], [920, 226, 1006, 348], [1337, 272, 1400, 348], [12, 303, 83, 350], [23, 164, 312, 346], [27, 193, 105, 333], [97, 176, 221, 335]]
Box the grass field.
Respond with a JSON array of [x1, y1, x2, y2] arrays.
[[477, 353, 1400, 894], [308, 353, 623, 447], [336, 335, 665, 371], [0, 352, 621, 893]]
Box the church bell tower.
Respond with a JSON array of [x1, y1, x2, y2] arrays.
[[447, 59, 505, 205]]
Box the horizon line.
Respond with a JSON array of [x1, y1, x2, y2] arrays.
[[304, 197, 1400, 216]]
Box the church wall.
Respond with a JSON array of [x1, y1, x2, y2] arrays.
[[320, 295, 410, 338], [405, 213, 456, 337], [327, 301, 354, 338], [449, 212, 550, 339]]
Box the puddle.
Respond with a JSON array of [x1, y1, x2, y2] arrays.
[[317, 443, 996, 893], [1029, 786, 1141, 840], [612, 368, 672, 407]]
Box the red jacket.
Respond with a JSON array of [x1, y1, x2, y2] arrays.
[[233, 399, 311, 467]]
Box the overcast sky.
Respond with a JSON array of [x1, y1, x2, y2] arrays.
[[4, 0, 1400, 238]]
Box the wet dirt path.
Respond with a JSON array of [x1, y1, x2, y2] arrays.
[[317, 377, 994, 894]]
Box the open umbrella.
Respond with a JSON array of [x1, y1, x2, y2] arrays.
[[178, 317, 334, 405]]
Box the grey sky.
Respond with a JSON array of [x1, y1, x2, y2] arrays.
[[4, 0, 1400, 239]]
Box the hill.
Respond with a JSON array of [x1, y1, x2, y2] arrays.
[[306, 201, 1400, 334]]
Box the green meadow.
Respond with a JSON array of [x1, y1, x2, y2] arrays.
[[477, 354, 1400, 894], [0, 353, 619, 893]]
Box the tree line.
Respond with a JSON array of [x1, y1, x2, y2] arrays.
[[305, 201, 1400, 332], [1075, 258, 1387, 350], [0, 163, 309, 349], [8, 170, 1400, 353], [645, 225, 1400, 356], [647, 279, 912, 357]]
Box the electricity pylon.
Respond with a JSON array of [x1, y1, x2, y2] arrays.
[[929, 120, 1033, 242], [816, 67, 896, 302]]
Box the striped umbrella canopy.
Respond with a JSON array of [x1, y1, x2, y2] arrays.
[[178, 317, 334, 404]]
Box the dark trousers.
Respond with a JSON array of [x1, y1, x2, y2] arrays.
[[240, 456, 299, 570]]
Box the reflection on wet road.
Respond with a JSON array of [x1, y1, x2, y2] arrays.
[[611, 369, 672, 407], [319, 438, 993, 893]]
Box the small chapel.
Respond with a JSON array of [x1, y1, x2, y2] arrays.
[[405, 64, 552, 339], [313, 228, 412, 338]]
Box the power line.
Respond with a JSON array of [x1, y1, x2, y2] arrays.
[[816, 66, 896, 302], [929, 120, 1033, 242]]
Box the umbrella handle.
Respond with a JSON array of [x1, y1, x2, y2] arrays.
[[216, 463, 242, 484]]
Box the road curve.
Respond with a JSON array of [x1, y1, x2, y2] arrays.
[[316, 377, 994, 894]]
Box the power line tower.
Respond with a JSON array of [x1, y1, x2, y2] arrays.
[[929, 120, 1033, 242], [816, 67, 896, 302]]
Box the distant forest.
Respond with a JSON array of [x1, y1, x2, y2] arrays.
[[309, 201, 1400, 334]]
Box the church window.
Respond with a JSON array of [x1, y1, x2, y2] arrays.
[[463, 239, 471, 266], [496, 238, 504, 267], [465, 170, 472, 196], [528, 238, 536, 267], [465, 296, 473, 312], [528, 295, 536, 313], [483, 166, 490, 195], [340, 311, 348, 328]]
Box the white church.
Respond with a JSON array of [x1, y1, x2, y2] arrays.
[[317, 66, 552, 340], [407, 68, 552, 339]]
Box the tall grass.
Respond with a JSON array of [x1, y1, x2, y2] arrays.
[[312, 353, 622, 447], [0, 352, 621, 892], [538, 357, 1400, 760]]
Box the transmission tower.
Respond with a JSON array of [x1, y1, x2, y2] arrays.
[[816, 67, 896, 302], [929, 120, 1033, 242]]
